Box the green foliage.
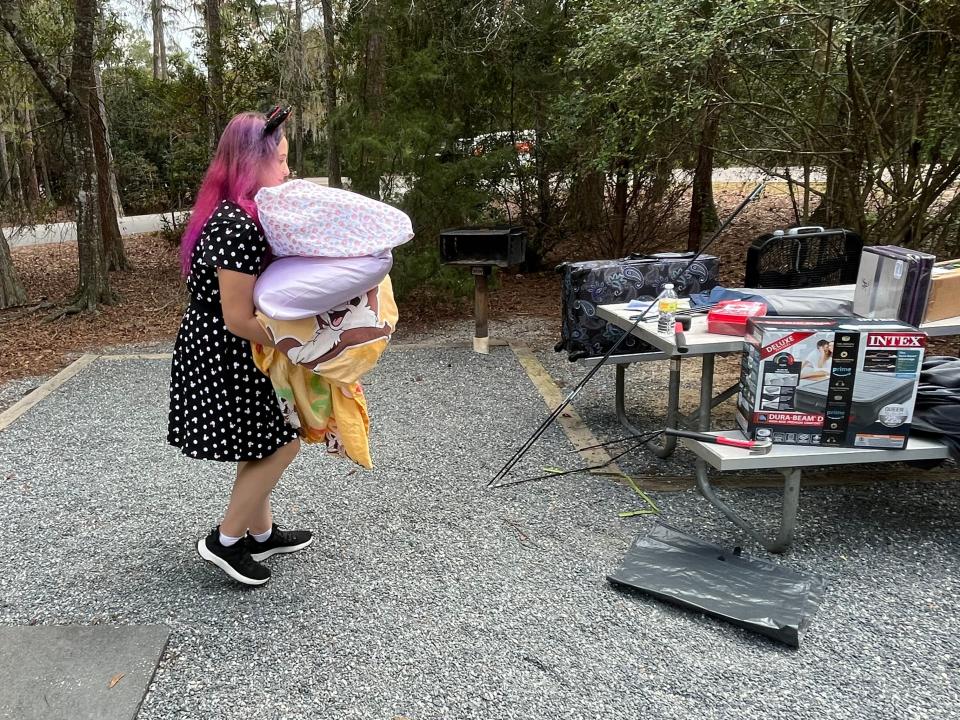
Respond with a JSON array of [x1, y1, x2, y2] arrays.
[[390, 238, 474, 301], [389, 151, 508, 300], [103, 48, 208, 213], [100, 2, 295, 214], [5, 0, 960, 291], [334, 0, 578, 268]]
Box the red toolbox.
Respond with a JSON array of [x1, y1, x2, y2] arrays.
[[707, 300, 768, 336]]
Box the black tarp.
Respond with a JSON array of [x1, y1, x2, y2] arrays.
[[608, 524, 827, 647], [911, 356, 960, 462]]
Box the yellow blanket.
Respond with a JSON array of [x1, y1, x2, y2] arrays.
[[252, 276, 397, 468]]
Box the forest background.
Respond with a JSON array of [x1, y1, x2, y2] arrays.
[[0, 0, 957, 381]]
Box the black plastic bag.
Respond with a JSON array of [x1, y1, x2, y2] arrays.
[[608, 523, 827, 647]]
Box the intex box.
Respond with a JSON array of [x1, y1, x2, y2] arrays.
[[736, 317, 926, 449]]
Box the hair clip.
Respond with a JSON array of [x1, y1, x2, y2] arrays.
[[263, 105, 292, 136]]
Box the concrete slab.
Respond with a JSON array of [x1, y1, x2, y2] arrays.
[[0, 625, 170, 720]]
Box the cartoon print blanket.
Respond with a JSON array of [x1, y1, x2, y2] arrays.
[[252, 276, 398, 468]]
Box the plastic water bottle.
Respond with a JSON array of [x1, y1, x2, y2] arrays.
[[657, 283, 678, 335]]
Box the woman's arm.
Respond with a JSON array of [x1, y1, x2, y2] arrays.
[[218, 268, 273, 346]]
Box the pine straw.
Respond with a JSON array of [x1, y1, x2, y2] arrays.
[[399, 270, 561, 327], [0, 235, 563, 386], [0, 235, 187, 385], [3, 190, 954, 387]]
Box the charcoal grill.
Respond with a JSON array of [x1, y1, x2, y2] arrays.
[[439, 226, 527, 353]]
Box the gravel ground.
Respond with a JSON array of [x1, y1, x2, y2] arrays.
[[0, 375, 46, 414], [0, 346, 958, 719], [388, 315, 562, 355]]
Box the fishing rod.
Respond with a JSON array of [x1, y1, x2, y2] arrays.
[[488, 181, 767, 488], [489, 430, 665, 490], [490, 427, 773, 491]]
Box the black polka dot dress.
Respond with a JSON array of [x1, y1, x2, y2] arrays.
[[167, 200, 298, 462]]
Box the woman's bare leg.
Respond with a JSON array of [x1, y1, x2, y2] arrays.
[[247, 494, 275, 537], [219, 438, 300, 538]]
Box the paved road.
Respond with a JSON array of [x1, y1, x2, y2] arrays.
[[4, 171, 820, 250], [3, 212, 189, 249], [3, 178, 340, 248]]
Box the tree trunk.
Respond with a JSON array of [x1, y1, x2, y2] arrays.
[[813, 160, 864, 237], [151, 0, 168, 81], [0, 225, 26, 308], [355, 1, 384, 197], [687, 105, 721, 251], [204, 0, 224, 151], [0, 0, 114, 309], [320, 0, 341, 187], [611, 162, 629, 258], [289, 0, 304, 177], [364, 27, 384, 131], [93, 45, 123, 216], [28, 105, 53, 201], [812, 47, 869, 239], [18, 105, 41, 208], [508, 69, 530, 223], [38, 149, 52, 201], [91, 97, 127, 271], [568, 169, 604, 231], [91, 6, 126, 270], [69, 0, 114, 309], [536, 140, 551, 232], [1, 6, 24, 211], [530, 115, 551, 271], [0, 129, 10, 202], [9, 137, 23, 208]]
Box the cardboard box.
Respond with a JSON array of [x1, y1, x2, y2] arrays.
[[924, 259, 960, 322], [736, 317, 926, 449]]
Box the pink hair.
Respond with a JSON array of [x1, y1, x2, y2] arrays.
[[180, 111, 284, 274]]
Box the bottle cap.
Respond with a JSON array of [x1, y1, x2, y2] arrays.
[[664, 283, 674, 289]]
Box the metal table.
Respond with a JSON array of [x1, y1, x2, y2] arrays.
[[593, 294, 960, 551], [595, 294, 960, 457], [592, 300, 745, 457], [680, 431, 951, 553]]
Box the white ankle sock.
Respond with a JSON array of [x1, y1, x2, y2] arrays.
[[250, 527, 273, 543], [219, 531, 243, 547]]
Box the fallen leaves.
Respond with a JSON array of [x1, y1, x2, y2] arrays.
[[108, 673, 125, 689], [1, 235, 186, 385]]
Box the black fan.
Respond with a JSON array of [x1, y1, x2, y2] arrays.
[[744, 227, 862, 289]]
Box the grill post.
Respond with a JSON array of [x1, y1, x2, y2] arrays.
[[472, 266, 491, 353], [438, 226, 526, 354]]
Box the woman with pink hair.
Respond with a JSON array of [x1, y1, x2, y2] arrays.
[[167, 107, 311, 586]]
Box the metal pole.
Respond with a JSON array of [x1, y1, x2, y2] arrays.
[[473, 266, 490, 354]]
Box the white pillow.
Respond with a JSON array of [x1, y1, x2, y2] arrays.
[[255, 180, 414, 258], [254, 253, 393, 320]]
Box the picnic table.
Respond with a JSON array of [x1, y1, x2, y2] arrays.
[[594, 287, 959, 552]]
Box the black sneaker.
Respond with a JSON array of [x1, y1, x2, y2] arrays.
[[197, 528, 271, 586], [246, 523, 313, 561]]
